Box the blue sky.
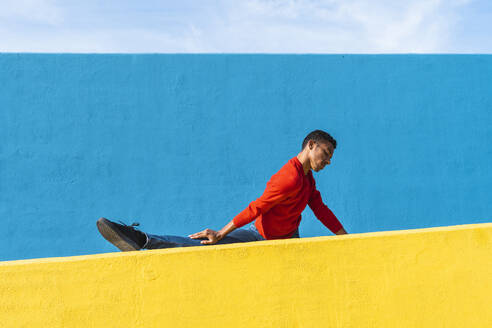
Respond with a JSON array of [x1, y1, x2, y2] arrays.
[[1, 0, 491, 53]]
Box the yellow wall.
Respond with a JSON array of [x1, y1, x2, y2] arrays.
[[1, 223, 491, 327]]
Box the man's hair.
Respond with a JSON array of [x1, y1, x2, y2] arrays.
[[301, 130, 337, 150]]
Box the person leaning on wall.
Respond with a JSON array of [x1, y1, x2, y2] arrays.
[[96, 129, 348, 251]]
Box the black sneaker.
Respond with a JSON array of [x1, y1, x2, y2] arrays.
[[97, 217, 147, 251]]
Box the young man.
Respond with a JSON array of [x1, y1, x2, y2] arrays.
[[97, 130, 347, 251]]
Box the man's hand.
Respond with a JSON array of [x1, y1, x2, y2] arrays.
[[335, 227, 348, 235], [188, 229, 223, 245]]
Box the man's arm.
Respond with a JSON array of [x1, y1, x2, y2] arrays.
[[308, 182, 347, 235], [188, 220, 238, 245], [232, 175, 299, 229], [189, 174, 299, 245]]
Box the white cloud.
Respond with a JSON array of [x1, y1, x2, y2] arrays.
[[0, 0, 64, 25], [211, 0, 472, 53], [0, 0, 478, 53]]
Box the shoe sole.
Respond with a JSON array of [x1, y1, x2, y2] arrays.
[[97, 217, 140, 252]]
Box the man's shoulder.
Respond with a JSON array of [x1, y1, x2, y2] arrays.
[[269, 158, 303, 188]]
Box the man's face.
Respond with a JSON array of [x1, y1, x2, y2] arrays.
[[309, 140, 334, 172]]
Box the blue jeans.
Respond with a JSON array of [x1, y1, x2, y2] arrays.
[[142, 223, 299, 249]]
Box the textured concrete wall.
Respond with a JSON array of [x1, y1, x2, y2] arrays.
[[1, 54, 491, 260], [1, 223, 491, 327]]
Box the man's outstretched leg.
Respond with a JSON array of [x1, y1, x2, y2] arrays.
[[96, 217, 265, 251]]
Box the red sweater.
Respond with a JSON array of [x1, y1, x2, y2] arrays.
[[232, 156, 343, 239]]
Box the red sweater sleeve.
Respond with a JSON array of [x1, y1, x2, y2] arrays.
[[308, 182, 343, 234], [233, 174, 299, 228]]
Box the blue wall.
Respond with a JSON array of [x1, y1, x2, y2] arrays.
[[1, 54, 491, 261]]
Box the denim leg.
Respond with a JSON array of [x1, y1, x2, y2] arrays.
[[143, 224, 265, 249]]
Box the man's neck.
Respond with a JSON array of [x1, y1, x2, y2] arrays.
[[296, 152, 311, 175]]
